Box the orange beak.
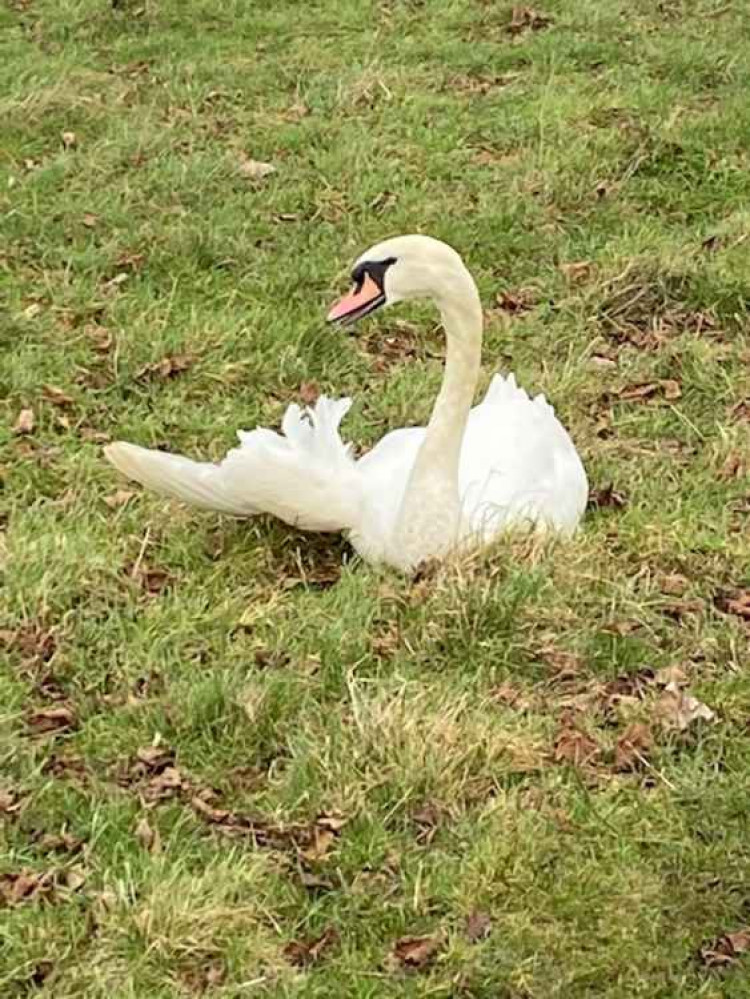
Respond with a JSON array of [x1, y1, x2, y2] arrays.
[[326, 273, 385, 325]]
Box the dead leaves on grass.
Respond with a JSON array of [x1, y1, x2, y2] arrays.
[[27, 704, 77, 736], [136, 353, 195, 382], [715, 590, 750, 624], [618, 379, 682, 403], [284, 927, 339, 967], [700, 927, 750, 968], [12, 408, 35, 435], [391, 933, 442, 971]]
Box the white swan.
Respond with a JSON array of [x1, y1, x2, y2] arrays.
[[105, 235, 587, 571]]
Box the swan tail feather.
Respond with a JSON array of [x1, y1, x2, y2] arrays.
[[105, 396, 362, 532]]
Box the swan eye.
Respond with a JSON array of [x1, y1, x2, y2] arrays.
[[351, 256, 397, 292]]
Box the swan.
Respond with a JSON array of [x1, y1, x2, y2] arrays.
[[105, 235, 588, 571]]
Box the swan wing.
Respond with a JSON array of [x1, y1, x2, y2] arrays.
[[460, 374, 588, 536], [105, 396, 363, 532]]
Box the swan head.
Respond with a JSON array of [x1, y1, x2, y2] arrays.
[[327, 234, 470, 326]]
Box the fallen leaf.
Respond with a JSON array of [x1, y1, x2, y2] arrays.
[[125, 562, 174, 597], [135, 744, 174, 772], [27, 704, 77, 735], [238, 156, 276, 180], [700, 927, 750, 967], [718, 451, 746, 481], [0, 789, 26, 816], [729, 399, 750, 423], [35, 831, 83, 855], [507, 6, 552, 34], [655, 682, 715, 731], [82, 213, 99, 228], [1, 870, 55, 906], [135, 816, 161, 854], [490, 681, 533, 711], [299, 826, 336, 863], [553, 720, 600, 767], [42, 385, 74, 407], [136, 354, 195, 381], [715, 590, 750, 622], [654, 664, 688, 687], [61, 131, 77, 149], [273, 212, 300, 223], [411, 802, 442, 845], [143, 766, 186, 802], [590, 353, 617, 369], [559, 260, 593, 283], [495, 288, 537, 314], [465, 910, 492, 942], [588, 484, 626, 510], [63, 867, 86, 892], [283, 927, 339, 967], [614, 722, 653, 771], [104, 489, 136, 509], [659, 573, 689, 596], [392, 934, 441, 970], [619, 380, 681, 402], [13, 408, 35, 435], [299, 380, 320, 405]]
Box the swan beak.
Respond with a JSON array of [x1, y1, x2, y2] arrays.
[[326, 273, 385, 326]]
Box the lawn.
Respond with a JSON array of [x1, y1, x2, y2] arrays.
[[2, 0, 750, 995]]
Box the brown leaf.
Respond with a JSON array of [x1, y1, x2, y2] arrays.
[[716, 590, 750, 622], [42, 385, 74, 407], [553, 721, 600, 767], [559, 260, 593, 283], [490, 682, 533, 711], [136, 353, 195, 381], [719, 451, 746, 481], [35, 831, 83, 855], [659, 573, 689, 596], [135, 816, 162, 854], [700, 927, 750, 967], [392, 934, 441, 970], [0, 789, 26, 816], [1, 870, 55, 906], [238, 156, 276, 180], [465, 910, 492, 943], [135, 744, 174, 772], [507, 6, 552, 34], [729, 399, 750, 423], [411, 802, 442, 845], [104, 489, 136, 509], [61, 131, 77, 149], [63, 867, 86, 892], [126, 561, 174, 597], [655, 683, 715, 731], [13, 408, 35, 435], [27, 704, 76, 735], [495, 288, 536, 314], [588, 484, 626, 510], [619, 380, 681, 402], [143, 766, 186, 802], [284, 927, 339, 967], [654, 664, 688, 687], [299, 826, 336, 863], [82, 212, 99, 228], [614, 722, 653, 772], [299, 380, 320, 405]]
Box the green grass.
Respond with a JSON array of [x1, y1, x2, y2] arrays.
[[2, 0, 750, 995]]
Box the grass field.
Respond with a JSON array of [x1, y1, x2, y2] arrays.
[[2, 0, 750, 995]]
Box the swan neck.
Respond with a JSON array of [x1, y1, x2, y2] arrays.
[[390, 270, 483, 566]]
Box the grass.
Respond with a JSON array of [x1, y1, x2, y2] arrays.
[[2, 0, 750, 995]]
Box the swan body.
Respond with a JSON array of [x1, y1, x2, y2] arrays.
[[105, 236, 587, 571]]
